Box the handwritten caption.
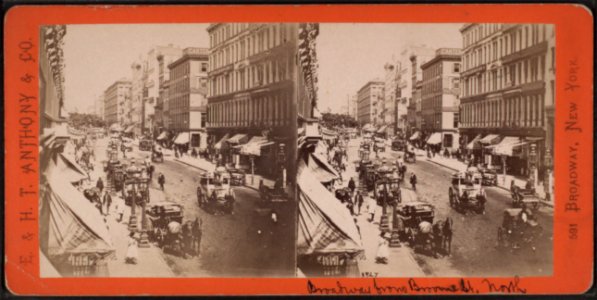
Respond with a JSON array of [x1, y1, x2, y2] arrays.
[[307, 277, 526, 295]]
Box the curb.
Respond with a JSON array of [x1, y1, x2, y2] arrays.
[[425, 158, 554, 208]]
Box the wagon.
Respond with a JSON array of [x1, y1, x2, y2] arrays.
[[497, 208, 542, 250], [511, 186, 541, 210], [448, 172, 486, 214], [395, 201, 435, 243]]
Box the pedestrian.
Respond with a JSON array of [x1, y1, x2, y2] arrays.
[[375, 232, 390, 264], [367, 196, 376, 222], [355, 191, 364, 215], [96, 177, 104, 194], [410, 172, 417, 191], [148, 164, 154, 180], [116, 201, 125, 222], [348, 177, 356, 195], [103, 192, 112, 216], [158, 173, 166, 191], [121, 143, 126, 158], [354, 217, 361, 238], [125, 232, 139, 265]]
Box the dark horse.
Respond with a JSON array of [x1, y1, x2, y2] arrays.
[[191, 217, 202, 256], [432, 217, 454, 257]]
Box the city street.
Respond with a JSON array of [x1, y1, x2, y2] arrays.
[[96, 138, 295, 277], [346, 137, 553, 277]]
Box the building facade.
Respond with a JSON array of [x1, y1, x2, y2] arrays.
[[103, 79, 131, 125], [155, 46, 183, 134], [95, 94, 105, 120], [40, 25, 67, 132], [421, 48, 461, 150], [129, 59, 145, 134], [168, 47, 209, 149], [383, 63, 398, 136], [459, 23, 554, 188], [206, 23, 298, 180], [406, 47, 436, 134], [356, 81, 384, 126]]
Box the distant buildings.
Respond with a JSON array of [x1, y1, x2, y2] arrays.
[[94, 94, 105, 120], [168, 47, 209, 150], [420, 48, 461, 150], [40, 25, 67, 132], [155, 47, 184, 133], [103, 79, 131, 125], [357, 80, 384, 126]]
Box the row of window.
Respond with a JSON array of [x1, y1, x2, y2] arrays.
[[210, 55, 292, 97], [462, 54, 546, 97], [207, 91, 292, 127], [462, 24, 552, 71], [460, 94, 545, 128], [210, 23, 294, 71]]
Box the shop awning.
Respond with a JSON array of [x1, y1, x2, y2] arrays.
[[426, 132, 442, 145], [479, 134, 500, 144], [214, 133, 230, 150], [109, 123, 123, 132], [377, 125, 388, 134], [156, 131, 167, 140], [466, 134, 483, 150], [240, 136, 274, 156], [40, 174, 114, 258], [297, 161, 363, 255], [227, 133, 249, 144], [57, 153, 88, 183], [493, 136, 524, 156], [124, 124, 135, 133], [409, 131, 420, 141], [307, 153, 340, 183], [174, 132, 190, 145]]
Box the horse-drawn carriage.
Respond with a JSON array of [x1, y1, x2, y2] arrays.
[[374, 174, 402, 206], [511, 186, 541, 210], [404, 149, 416, 163], [151, 147, 164, 163], [259, 178, 288, 202], [360, 141, 371, 151], [145, 201, 190, 257], [227, 167, 246, 186], [359, 164, 378, 191], [497, 208, 543, 251], [196, 171, 235, 215], [448, 172, 487, 214], [373, 138, 386, 152], [391, 138, 406, 151], [139, 139, 153, 151]]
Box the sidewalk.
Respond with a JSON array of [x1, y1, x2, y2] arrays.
[[93, 137, 174, 277], [342, 138, 425, 276], [424, 155, 553, 207]]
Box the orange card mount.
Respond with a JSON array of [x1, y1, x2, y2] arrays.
[[4, 4, 594, 296]]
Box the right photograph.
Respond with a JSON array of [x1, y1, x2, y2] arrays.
[[296, 23, 554, 278]]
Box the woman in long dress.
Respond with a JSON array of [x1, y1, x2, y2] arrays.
[[125, 232, 139, 264], [375, 232, 390, 264]]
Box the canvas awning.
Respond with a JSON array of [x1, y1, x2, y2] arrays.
[[214, 133, 230, 150], [174, 132, 190, 145], [479, 134, 500, 144], [240, 136, 274, 156], [362, 123, 374, 132], [40, 174, 114, 258], [227, 133, 249, 144], [109, 123, 123, 132], [492, 136, 524, 156], [466, 134, 483, 150], [307, 153, 340, 183], [57, 153, 88, 183], [409, 131, 420, 141], [297, 161, 363, 255], [377, 125, 388, 134], [124, 124, 135, 133], [426, 132, 442, 145], [156, 131, 167, 140]]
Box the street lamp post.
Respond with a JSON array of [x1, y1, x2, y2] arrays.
[[125, 164, 140, 232], [138, 172, 150, 248]]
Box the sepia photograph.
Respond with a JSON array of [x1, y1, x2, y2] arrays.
[[38, 23, 299, 277], [296, 23, 554, 278]]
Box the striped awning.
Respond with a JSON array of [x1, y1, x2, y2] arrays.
[[426, 133, 442, 145], [479, 134, 500, 144], [466, 134, 483, 150]]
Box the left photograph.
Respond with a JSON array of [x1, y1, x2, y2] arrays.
[[39, 23, 298, 277]]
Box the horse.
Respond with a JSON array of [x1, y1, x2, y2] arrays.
[[432, 217, 454, 257], [191, 217, 202, 256], [181, 221, 195, 257]]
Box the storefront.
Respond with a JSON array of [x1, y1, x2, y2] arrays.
[[227, 133, 249, 168], [478, 134, 500, 166], [240, 136, 276, 177], [297, 162, 363, 277]]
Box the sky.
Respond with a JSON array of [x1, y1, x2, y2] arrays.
[[63, 24, 209, 113], [316, 23, 464, 113]]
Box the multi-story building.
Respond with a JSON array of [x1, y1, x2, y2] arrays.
[[459, 23, 554, 186], [168, 47, 209, 150], [206, 23, 298, 180], [40, 25, 67, 133], [94, 94, 105, 120], [383, 63, 398, 136], [421, 48, 461, 150], [129, 59, 145, 135], [405, 47, 436, 135], [356, 80, 384, 126], [155, 46, 183, 133], [103, 79, 131, 125], [350, 94, 358, 120]]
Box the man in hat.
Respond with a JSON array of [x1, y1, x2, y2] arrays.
[[348, 177, 356, 195], [354, 190, 364, 215], [96, 177, 104, 194], [158, 173, 166, 191]]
